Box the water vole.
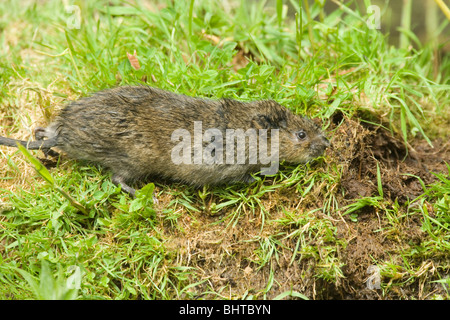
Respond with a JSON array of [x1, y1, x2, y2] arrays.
[[0, 86, 329, 196]]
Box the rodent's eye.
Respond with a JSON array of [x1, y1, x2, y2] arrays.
[[296, 130, 307, 140]]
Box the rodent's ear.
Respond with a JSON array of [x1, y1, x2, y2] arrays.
[[252, 114, 288, 129]]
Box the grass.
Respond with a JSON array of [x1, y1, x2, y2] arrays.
[[0, 0, 449, 299]]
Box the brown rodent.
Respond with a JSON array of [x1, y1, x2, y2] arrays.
[[0, 86, 329, 196]]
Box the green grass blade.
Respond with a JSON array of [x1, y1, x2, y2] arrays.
[[16, 143, 54, 185]]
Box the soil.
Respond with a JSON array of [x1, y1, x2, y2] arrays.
[[334, 113, 448, 204], [327, 113, 449, 299]]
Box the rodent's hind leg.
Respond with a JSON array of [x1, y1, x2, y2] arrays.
[[34, 127, 47, 140], [112, 174, 137, 198], [33, 126, 60, 158]]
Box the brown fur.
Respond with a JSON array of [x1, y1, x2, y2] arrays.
[[0, 86, 329, 196]]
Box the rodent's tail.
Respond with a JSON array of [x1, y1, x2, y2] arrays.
[[0, 136, 57, 150]]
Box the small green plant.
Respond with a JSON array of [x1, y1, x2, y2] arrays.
[[16, 143, 88, 214], [14, 260, 82, 300]]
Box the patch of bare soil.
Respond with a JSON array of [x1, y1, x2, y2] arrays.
[[326, 113, 449, 299], [333, 113, 448, 203]]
